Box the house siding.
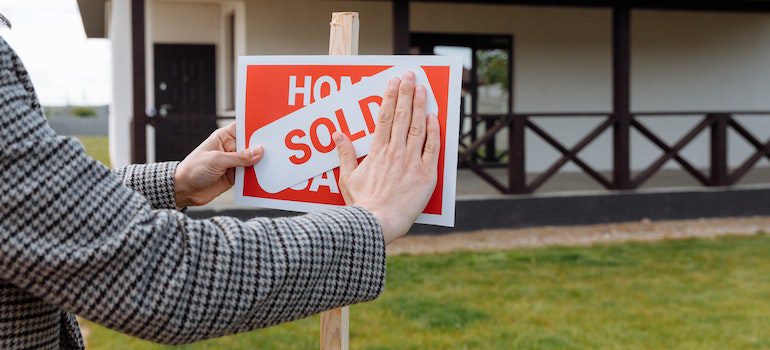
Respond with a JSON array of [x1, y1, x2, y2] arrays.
[[144, 0, 770, 174]]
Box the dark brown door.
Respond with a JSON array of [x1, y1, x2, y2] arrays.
[[153, 44, 217, 162]]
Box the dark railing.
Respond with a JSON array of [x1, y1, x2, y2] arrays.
[[459, 111, 770, 194]]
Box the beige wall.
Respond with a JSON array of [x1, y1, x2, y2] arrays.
[[152, 2, 221, 44], [634, 10, 770, 111], [243, 0, 392, 55]]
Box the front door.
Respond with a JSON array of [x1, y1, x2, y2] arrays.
[[153, 44, 217, 162]]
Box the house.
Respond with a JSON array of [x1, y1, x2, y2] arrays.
[[76, 0, 770, 198]]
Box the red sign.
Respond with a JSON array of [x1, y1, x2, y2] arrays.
[[235, 56, 462, 226]]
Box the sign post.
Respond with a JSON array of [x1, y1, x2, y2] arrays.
[[320, 12, 357, 350]]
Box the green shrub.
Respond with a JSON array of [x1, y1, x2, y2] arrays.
[[71, 106, 97, 118]]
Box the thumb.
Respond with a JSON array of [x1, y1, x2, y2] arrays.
[[333, 132, 357, 182], [214, 145, 264, 169]]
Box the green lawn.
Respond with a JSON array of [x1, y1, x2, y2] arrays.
[[83, 234, 770, 350], [76, 135, 111, 167]]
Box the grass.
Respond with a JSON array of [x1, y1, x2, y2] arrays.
[[76, 135, 110, 167], [82, 234, 770, 350]]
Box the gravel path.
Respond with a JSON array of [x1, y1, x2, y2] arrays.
[[387, 216, 770, 256]]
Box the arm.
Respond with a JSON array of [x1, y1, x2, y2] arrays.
[[0, 133, 386, 344], [0, 43, 385, 344], [111, 162, 179, 210]]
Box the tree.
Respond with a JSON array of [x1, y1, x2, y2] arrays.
[[476, 49, 509, 91]]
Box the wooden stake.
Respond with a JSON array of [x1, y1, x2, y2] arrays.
[[320, 305, 349, 350], [328, 12, 359, 56], [321, 12, 358, 350]]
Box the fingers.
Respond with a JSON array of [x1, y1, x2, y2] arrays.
[[223, 121, 237, 137], [333, 132, 358, 183], [405, 84, 427, 157], [390, 71, 416, 148], [212, 122, 237, 152], [214, 145, 264, 169], [422, 113, 441, 169], [371, 78, 400, 151]]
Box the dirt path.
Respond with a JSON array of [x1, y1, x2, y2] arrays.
[[387, 216, 770, 256]]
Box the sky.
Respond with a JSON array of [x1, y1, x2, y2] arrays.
[[1, 0, 111, 106]]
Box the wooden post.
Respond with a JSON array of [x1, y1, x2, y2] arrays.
[[612, 2, 632, 189], [328, 12, 359, 56], [392, 0, 410, 54], [130, 0, 147, 163], [710, 113, 729, 186], [321, 12, 358, 350]]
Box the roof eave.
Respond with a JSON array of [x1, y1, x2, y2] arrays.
[[77, 0, 107, 38]]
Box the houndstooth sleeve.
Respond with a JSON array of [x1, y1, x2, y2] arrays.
[[112, 162, 179, 210], [0, 36, 387, 345]]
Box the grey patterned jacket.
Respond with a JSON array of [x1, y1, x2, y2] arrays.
[[0, 36, 386, 349]]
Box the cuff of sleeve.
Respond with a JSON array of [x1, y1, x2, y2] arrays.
[[315, 206, 387, 303], [118, 162, 179, 210]]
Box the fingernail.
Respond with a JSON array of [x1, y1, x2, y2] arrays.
[[403, 71, 415, 80], [251, 145, 264, 157], [332, 132, 344, 144], [417, 84, 426, 94], [391, 77, 401, 87], [428, 113, 437, 119]]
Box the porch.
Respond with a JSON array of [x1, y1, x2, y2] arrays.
[[76, 0, 770, 228]]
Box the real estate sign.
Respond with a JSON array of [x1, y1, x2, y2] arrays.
[[234, 56, 462, 226]]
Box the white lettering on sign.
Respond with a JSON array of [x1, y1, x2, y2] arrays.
[[288, 75, 311, 106], [290, 170, 340, 193], [249, 64, 439, 194], [289, 75, 358, 107]]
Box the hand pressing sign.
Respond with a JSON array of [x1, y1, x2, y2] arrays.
[[234, 56, 462, 226]]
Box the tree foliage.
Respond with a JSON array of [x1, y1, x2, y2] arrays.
[[476, 49, 509, 91]]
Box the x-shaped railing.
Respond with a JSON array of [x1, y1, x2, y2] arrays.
[[459, 112, 770, 194]]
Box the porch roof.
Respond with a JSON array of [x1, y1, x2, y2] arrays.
[[76, 0, 106, 38], [365, 0, 770, 12], [77, 0, 770, 39]]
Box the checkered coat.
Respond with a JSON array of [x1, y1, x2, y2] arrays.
[[0, 36, 386, 349]]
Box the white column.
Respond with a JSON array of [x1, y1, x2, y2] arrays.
[[109, 0, 133, 168]]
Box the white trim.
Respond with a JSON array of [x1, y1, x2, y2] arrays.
[[145, 0, 155, 163], [217, 1, 246, 117], [146, 124, 156, 163], [108, 0, 133, 168]]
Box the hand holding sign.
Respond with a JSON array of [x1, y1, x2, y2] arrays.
[[175, 123, 264, 207], [334, 72, 440, 243]]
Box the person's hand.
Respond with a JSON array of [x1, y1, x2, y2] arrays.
[[174, 122, 263, 207], [333, 71, 440, 244]]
